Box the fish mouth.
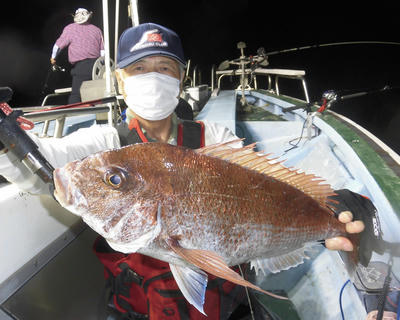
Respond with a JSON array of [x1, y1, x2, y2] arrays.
[[53, 165, 87, 215], [53, 166, 72, 207]]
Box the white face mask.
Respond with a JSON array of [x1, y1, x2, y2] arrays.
[[123, 72, 180, 121]]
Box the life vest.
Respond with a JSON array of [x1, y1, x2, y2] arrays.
[[93, 118, 246, 319], [94, 238, 246, 320], [117, 118, 205, 149]]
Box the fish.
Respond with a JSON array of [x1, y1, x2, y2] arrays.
[[53, 141, 359, 314]]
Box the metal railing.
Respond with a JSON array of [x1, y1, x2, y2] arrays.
[[17, 96, 120, 138], [21, 106, 111, 138], [214, 67, 310, 102]]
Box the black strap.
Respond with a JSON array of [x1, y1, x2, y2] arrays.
[[113, 294, 148, 319], [116, 121, 144, 147], [119, 263, 144, 287], [175, 98, 194, 121], [179, 120, 203, 149], [105, 263, 143, 299], [104, 266, 148, 318], [155, 289, 183, 298], [143, 271, 174, 293]]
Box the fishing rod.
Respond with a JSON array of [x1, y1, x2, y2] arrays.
[[41, 63, 67, 97], [264, 41, 400, 56], [0, 108, 54, 186], [0, 89, 118, 194], [218, 41, 400, 71], [29, 95, 118, 113], [283, 85, 398, 152], [283, 85, 396, 114], [0, 88, 54, 192]]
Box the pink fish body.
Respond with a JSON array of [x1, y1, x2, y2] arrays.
[[53, 141, 349, 313]]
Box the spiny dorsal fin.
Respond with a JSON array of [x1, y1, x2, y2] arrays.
[[196, 139, 336, 209]]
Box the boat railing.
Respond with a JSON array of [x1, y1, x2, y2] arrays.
[[215, 67, 310, 102], [183, 59, 203, 88], [16, 97, 121, 139], [41, 88, 72, 107], [211, 65, 216, 91], [23, 106, 110, 138], [184, 66, 200, 87]]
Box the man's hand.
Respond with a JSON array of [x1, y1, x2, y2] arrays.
[[325, 211, 365, 251], [50, 58, 56, 65]]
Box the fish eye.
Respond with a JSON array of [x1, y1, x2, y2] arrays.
[[108, 174, 121, 186], [104, 167, 127, 189]]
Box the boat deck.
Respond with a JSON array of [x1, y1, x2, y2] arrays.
[[0, 228, 107, 320]]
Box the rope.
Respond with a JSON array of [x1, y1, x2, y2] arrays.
[[339, 279, 351, 320], [238, 265, 255, 320]]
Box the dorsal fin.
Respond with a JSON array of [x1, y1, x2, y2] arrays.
[[196, 139, 336, 209]]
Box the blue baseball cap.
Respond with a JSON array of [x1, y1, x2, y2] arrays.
[[117, 23, 186, 69]]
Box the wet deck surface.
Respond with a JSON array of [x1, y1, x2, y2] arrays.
[[1, 228, 107, 320]]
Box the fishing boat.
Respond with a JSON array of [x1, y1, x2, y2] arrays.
[[193, 42, 400, 319], [0, 1, 399, 319]]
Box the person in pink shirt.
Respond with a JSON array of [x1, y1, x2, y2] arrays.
[[50, 8, 104, 104]]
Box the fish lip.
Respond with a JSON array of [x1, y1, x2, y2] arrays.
[[53, 167, 73, 207], [53, 165, 88, 217]]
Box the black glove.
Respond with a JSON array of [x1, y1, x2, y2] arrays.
[[329, 189, 385, 265], [329, 189, 376, 221]]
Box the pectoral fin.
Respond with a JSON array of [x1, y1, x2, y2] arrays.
[[169, 264, 208, 315], [166, 238, 288, 300]]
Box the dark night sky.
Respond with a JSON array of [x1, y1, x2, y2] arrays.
[[1, 1, 399, 151]]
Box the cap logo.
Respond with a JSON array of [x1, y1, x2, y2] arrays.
[[130, 29, 168, 52]]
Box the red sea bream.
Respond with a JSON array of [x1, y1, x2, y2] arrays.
[[53, 141, 354, 314]]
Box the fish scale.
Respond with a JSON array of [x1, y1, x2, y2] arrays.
[[55, 142, 347, 258]]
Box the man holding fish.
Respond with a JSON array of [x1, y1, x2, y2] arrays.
[[0, 23, 364, 319]]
